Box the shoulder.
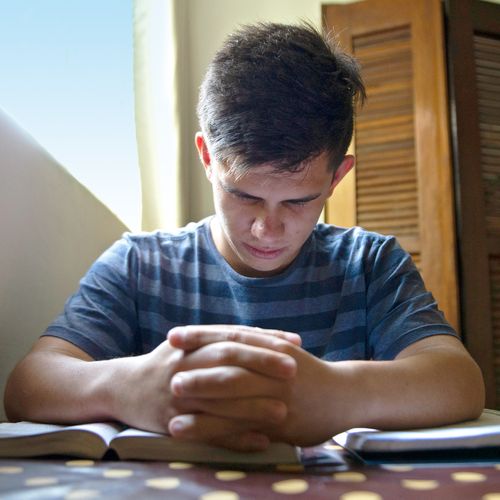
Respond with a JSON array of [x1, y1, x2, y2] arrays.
[[91, 219, 212, 276], [311, 224, 410, 277], [118, 218, 211, 256], [313, 224, 399, 256]]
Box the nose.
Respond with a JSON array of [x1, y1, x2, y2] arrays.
[[251, 209, 285, 241]]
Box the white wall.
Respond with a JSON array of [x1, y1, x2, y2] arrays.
[[0, 108, 128, 421]]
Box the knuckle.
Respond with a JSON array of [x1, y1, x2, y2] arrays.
[[226, 329, 243, 343], [215, 342, 238, 364], [270, 337, 293, 354], [169, 348, 185, 368], [268, 400, 287, 423], [174, 372, 201, 394], [260, 349, 281, 367], [186, 373, 204, 393], [225, 329, 237, 342], [213, 366, 235, 385], [183, 367, 236, 395]]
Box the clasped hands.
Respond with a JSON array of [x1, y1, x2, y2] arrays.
[[122, 325, 337, 452]]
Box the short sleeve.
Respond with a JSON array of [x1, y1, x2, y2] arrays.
[[43, 234, 140, 360], [366, 236, 458, 360]]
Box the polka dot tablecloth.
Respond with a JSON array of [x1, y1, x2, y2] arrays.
[[0, 458, 499, 499]]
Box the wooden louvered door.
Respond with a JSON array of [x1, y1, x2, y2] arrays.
[[352, 26, 420, 268], [323, 0, 459, 331], [446, 0, 500, 408]]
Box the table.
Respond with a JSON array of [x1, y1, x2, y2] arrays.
[[1, 456, 500, 500]]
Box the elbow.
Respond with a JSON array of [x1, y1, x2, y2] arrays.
[[471, 366, 486, 418], [459, 357, 486, 422], [3, 359, 36, 422], [4, 377, 19, 422], [4, 367, 24, 422]]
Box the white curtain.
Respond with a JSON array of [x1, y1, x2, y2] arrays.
[[133, 0, 185, 231]]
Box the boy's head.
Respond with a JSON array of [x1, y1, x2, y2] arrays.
[[197, 22, 365, 176]]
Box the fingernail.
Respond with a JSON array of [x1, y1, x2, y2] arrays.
[[168, 327, 186, 340], [171, 374, 184, 395], [169, 417, 185, 435], [281, 357, 297, 374], [272, 402, 287, 422]]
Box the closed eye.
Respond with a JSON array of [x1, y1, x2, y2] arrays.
[[235, 192, 261, 203], [286, 199, 309, 207], [285, 194, 321, 206], [222, 184, 261, 202], [221, 182, 320, 205]]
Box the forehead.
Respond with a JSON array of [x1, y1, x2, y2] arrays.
[[219, 152, 332, 187]]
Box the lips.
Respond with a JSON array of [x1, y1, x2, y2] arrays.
[[243, 243, 286, 260]]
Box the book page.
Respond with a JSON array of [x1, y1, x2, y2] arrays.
[[114, 427, 164, 439], [0, 421, 125, 459], [0, 422, 123, 445]]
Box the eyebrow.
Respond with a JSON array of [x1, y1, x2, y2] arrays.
[[221, 183, 322, 204]]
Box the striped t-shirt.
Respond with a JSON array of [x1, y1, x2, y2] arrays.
[[44, 217, 457, 360]]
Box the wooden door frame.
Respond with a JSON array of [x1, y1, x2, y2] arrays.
[[445, 0, 500, 407]]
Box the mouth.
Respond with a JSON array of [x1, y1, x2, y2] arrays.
[[243, 243, 286, 260]]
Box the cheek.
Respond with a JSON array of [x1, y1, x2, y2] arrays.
[[288, 207, 323, 242], [295, 204, 324, 228], [216, 197, 249, 231], [213, 187, 233, 218]]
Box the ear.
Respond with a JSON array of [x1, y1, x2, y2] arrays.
[[195, 132, 213, 180], [328, 155, 355, 195]]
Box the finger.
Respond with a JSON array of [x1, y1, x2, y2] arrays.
[[168, 414, 270, 452], [176, 341, 297, 379], [168, 324, 302, 351], [171, 366, 288, 399], [175, 397, 287, 425]]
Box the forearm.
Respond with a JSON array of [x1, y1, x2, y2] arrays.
[[4, 348, 123, 424], [5, 329, 299, 444], [326, 339, 485, 432], [253, 335, 485, 446]]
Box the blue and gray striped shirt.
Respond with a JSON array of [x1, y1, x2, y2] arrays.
[[44, 218, 457, 360]]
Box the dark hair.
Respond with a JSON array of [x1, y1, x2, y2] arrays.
[[197, 22, 365, 174]]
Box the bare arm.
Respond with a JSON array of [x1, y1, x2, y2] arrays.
[[4, 337, 108, 423], [303, 335, 485, 440], [5, 328, 484, 450], [353, 335, 485, 430]]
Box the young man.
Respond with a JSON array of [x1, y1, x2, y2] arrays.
[[5, 23, 484, 452]]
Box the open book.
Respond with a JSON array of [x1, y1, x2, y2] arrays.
[[334, 409, 500, 463], [0, 421, 300, 465]]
